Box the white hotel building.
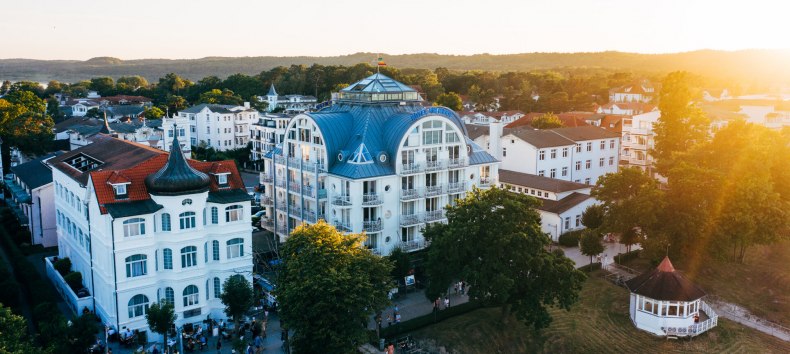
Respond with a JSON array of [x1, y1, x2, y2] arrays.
[[180, 103, 258, 151], [50, 133, 253, 339], [258, 74, 499, 255]]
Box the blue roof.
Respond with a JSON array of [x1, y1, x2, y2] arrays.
[[466, 138, 499, 165], [340, 73, 416, 94]]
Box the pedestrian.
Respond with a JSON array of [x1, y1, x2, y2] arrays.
[[264, 308, 269, 319], [386, 314, 392, 326], [216, 338, 222, 353], [460, 281, 465, 295], [395, 313, 401, 324], [394, 304, 399, 313], [152, 344, 160, 354], [454, 282, 459, 295], [254, 335, 263, 354], [444, 296, 450, 309]]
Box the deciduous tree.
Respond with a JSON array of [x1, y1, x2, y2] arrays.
[[580, 231, 604, 264], [531, 112, 564, 129], [146, 302, 176, 350], [220, 275, 254, 332], [276, 221, 392, 353], [0, 304, 43, 353], [423, 187, 585, 328], [435, 92, 462, 111]]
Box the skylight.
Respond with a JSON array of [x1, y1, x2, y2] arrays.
[[348, 143, 372, 164], [64, 153, 103, 172]]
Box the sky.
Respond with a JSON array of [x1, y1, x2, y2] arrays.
[[2, 0, 788, 60]]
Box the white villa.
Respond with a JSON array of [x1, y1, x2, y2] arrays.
[[258, 73, 499, 255], [259, 84, 318, 113], [180, 103, 258, 151], [49, 133, 253, 340]]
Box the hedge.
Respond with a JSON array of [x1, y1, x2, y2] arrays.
[[614, 249, 641, 264], [373, 301, 483, 342], [558, 230, 584, 247], [54, 257, 72, 276], [578, 262, 602, 272], [63, 272, 84, 293]]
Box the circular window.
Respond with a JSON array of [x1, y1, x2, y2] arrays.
[[379, 154, 387, 163], [466, 145, 472, 154], [470, 174, 475, 180], [182, 199, 192, 205], [337, 152, 344, 161], [332, 184, 336, 191], [385, 236, 391, 243], [384, 185, 391, 192], [385, 210, 392, 219], [332, 210, 337, 216]]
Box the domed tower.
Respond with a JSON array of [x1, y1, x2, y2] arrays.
[[145, 125, 211, 196]]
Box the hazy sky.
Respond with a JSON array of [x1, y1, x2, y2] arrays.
[[2, 0, 788, 60]]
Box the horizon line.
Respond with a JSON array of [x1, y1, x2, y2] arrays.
[[3, 48, 789, 62]]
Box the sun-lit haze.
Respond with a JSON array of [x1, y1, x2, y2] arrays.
[[1, 0, 789, 60]]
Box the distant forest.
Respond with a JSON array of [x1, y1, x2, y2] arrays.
[[1, 50, 788, 88]]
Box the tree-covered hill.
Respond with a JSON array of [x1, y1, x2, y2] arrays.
[[1, 50, 788, 84]]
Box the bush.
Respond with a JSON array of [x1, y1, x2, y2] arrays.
[[377, 301, 483, 341], [63, 272, 83, 292], [578, 262, 602, 272], [614, 249, 642, 264], [54, 257, 72, 276], [558, 230, 584, 247]]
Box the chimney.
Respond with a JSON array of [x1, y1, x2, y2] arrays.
[[244, 101, 251, 109], [489, 119, 503, 160]]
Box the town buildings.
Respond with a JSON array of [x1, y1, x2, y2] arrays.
[[48, 134, 253, 338], [498, 170, 596, 241], [55, 116, 191, 153], [258, 73, 499, 255], [457, 111, 524, 126], [609, 81, 656, 103], [179, 103, 258, 151], [259, 85, 318, 113], [4, 152, 63, 247], [620, 110, 661, 172], [474, 125, 620, 185], [249, 113, 291, 163]]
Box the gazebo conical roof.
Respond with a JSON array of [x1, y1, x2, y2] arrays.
[[625, 257, 706, 302]]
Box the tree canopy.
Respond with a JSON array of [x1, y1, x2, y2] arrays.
[[531, 112, 564, 129], [0, 90, 55, 155], [220, 275, 254, 331], [0, 304, 43, 353], [434, 92, 462, 111], [146, 302, 176, 349], [423, 187, 586, 329], [276, 221, 392, 353]]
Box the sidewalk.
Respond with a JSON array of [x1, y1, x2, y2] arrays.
[[370, 288, 470, 330], [559, 242, 640, 268]]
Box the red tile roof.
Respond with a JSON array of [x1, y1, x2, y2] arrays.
[[505, 112, 591, 129], [91, 155, 245, 214]]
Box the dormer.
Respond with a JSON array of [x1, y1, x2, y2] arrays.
[[107, 171, 132, 198]]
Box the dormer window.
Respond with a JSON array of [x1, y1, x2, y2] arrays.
[[216, 173, 229, 186], [112, 183, 129, 198]]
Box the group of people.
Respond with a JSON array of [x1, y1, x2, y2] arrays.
[[384, 305, 402, 327]]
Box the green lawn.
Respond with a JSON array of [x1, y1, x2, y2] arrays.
[[410, 272, 789, 353]]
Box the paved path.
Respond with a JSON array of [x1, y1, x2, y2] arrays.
[[707, 299, 790, 342], [558, 241, 640, 268]]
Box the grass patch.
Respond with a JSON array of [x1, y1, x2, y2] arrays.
[[410, 271, 789, 353]]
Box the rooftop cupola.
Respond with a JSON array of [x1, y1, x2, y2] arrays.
[[337, 73, 421, 103], [144, 125, 210, 196]]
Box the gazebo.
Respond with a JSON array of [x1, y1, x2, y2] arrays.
[[625, 257, 718, 337]]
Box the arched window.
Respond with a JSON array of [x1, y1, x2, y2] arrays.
[[225, 205, 243, 222], [128, 294, 149, 318], [213, 277, 221, 298], [163, 248, 173, 270], [212, 240, 220, 261], [161, 213, 171, 231], [164, 287, 175, 305], [179, 212, 196, 230], [183, 285, 199, 307], [123, 218, 145, 237], [211, 207, 219, 224], [181, 246, 197, 268], [226, 238, 244, 259], [125, 254, 147, 278]]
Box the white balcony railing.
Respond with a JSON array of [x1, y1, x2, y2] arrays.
[[662, 301, 718, 337], [447, 182, 465, 194], [399, 213, 423, 227], [425, 184, 445, 197], [362, 193, 382, 206], [425, 160, 445, 171], [400, 188, 422, 201], [363, 220, 383, 232], [333, 220, 352, 232], [424, 210, 446, 222], [399, 239, 429, 252], [332, 195, 351, 206], [401, 163, 423, 174]]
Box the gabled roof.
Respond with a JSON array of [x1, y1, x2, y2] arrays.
[[49, 135, 166, 186], [504, 127, 575, 148], [179, 103, 242, 114], [499, 170, 589, 193], [538, 192, 593, 214], [626, 257, 706, 302], [10, 152, 64, 189], [551, 126, 621, 141], [54, 117, 100, 134], [465, 124, 490, 140]]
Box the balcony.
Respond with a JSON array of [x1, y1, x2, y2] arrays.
[[363, 220, 383, 233], [45, 256, 92, 316], [399, 213, 423, 227], [331, 195, 352, 206], [275, 156, 326, 172], [261, 196, 273, 206], [447, 158, 467, 169], [425, 184, 445, 197], [275, 179, 287, 189], [362, 193, 382, 206], [260, 218, 274, 228], [425, 160, 445, 172], [447, 182, 465, 194], [303, 210, 325, 223], [288, 182, 301, 194], [400, 188, 422, 201], [302, 185, 327, 199], [401, 163, 423, 174], [288, 205, 302, 218], [260, 174, 273, 183], [424, 210, 446, 222], [399, 239, 429, 252], [275, 201, 287, 212], [333, 220, 352, 232], [479, 177, 492, 188]]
